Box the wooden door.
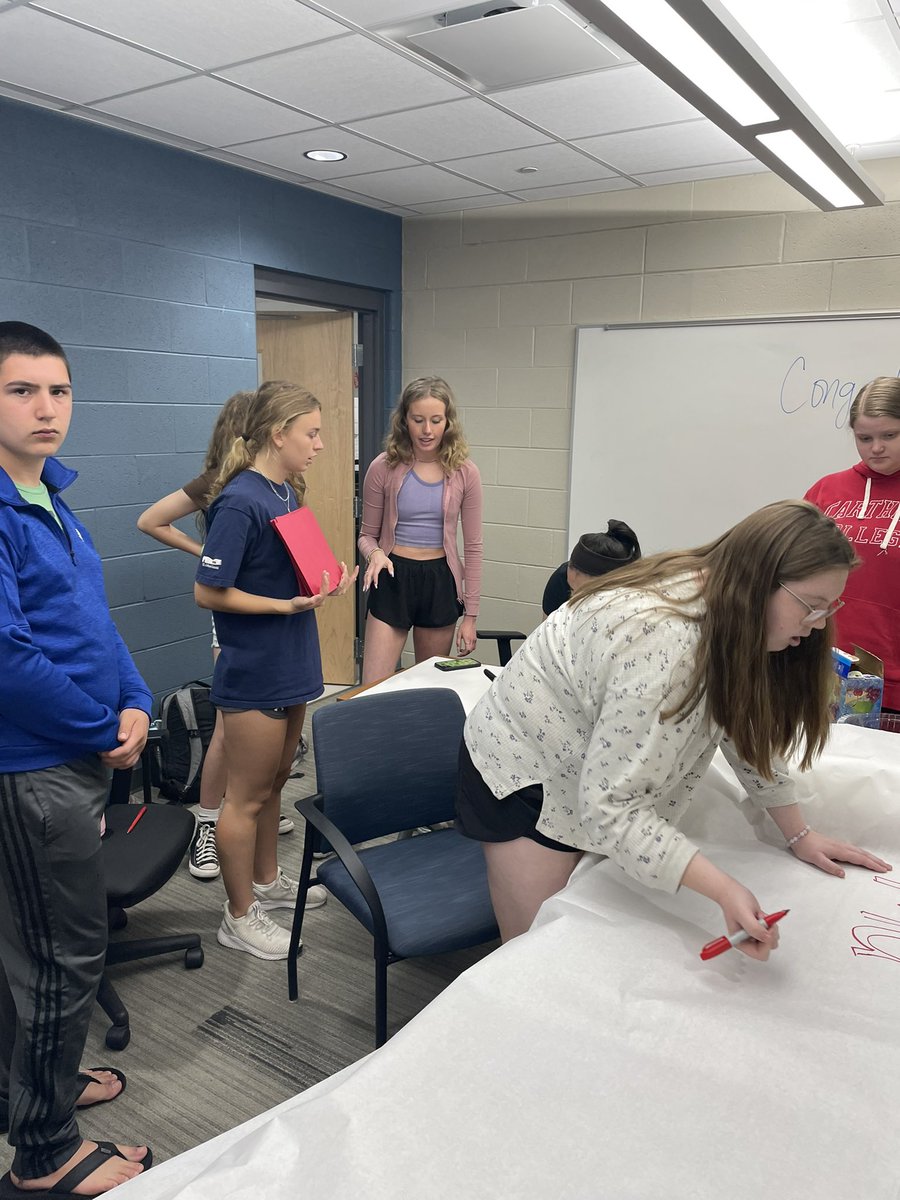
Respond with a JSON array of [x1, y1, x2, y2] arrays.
[[257, 312, 356, 685]]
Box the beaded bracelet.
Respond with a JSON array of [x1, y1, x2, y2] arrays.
[[786, 824, 811, 849]]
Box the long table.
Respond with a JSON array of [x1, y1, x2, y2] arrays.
[[119, 723, 900, 1199]]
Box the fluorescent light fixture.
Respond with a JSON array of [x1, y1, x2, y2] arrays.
[[757, 131, 864, 209], [598, 0, 775, 126], [565, 0, 884, 210], [304, 149, 347, 162]]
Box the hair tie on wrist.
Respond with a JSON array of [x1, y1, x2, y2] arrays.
[[786, 824, 811, 849]]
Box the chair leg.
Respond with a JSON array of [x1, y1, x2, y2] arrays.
[[105, 933, 201, 966], [96, 972, 130, 1052], [374, 948, 388, 1049]]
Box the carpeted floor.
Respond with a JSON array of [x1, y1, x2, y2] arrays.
[[0, 695, 496, 1173]]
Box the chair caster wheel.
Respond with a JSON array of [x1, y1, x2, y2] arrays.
[[185, 947, 204, 969], [105, 1024, 130, 1051]]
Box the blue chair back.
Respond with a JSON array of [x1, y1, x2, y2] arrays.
[[311, 689, 465, 844]]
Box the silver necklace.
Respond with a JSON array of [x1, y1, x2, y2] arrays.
[[254, 469, 292, 510]]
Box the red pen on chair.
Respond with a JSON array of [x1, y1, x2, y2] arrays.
[[126, 805, 148, 834], [700, 910, 789, 960]]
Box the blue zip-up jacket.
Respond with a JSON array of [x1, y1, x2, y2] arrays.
[[0, 457, 152, 773]]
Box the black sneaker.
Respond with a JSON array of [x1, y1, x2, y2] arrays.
[[189, 820, 220, 880]]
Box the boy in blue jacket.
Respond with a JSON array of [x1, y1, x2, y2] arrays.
[[0, 324, 151, 1196]]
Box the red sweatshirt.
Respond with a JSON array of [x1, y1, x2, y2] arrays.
[[805, 462, 900, 709]]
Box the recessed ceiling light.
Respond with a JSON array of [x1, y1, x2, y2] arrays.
[[516, 166, 539, 174], [304, 149, 347, 162]]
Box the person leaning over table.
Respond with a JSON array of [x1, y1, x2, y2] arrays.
[[456, 499, 892, 947]]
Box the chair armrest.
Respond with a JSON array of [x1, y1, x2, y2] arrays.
[[287, 796, 389, 1001], [475, 629, 527, 667]]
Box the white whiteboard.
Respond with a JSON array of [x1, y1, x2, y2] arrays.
[[569, 316, 900, 554]]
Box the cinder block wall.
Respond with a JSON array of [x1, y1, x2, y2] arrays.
[[0, 99, 402, 701], [401, 160, 900, 662]]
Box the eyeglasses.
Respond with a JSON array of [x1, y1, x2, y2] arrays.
[[779, 584, 845, 626]]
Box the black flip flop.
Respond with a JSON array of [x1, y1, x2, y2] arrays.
[[0, 1142, 152, 1199], [75, 1067, 127, 1110]]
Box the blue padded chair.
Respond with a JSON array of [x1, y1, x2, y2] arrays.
[[287, 688, 499, 1047]]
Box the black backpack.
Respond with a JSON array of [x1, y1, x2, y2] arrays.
[[152, 681, 217, 804]]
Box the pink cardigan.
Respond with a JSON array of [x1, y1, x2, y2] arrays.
[[358, 453, 484, 617]]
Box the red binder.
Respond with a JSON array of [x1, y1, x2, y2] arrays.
[[270, 506, 341, 597]]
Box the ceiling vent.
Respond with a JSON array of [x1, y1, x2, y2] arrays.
[[404, 3, 623, 91]]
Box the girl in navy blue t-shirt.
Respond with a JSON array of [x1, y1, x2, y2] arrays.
[[195, 381, 357, 960]]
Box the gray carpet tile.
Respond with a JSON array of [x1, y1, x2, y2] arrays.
[[1, 710, 496, 1173]]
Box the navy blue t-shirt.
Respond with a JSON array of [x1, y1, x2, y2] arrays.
[[196, 470, 323, 709]]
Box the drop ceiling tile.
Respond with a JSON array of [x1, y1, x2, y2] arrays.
[[329, 164, 492, 206], [226, 128, 419, 177], [347, 97, 551, 160], [408, 193, 522, 214], [65, 105, 211, 152], [439, 142, 618, 190], [201, 147, 315, 182], [92, 76, 322, 146], [408, 5, 623, 90], [633, 159, 767, 187], [317, 0, 475, 25], [219, 34, 466, 123], [511, 177, 637, 202], [0, 8, 190, 103], [0, 80, 68, 109], [572, 120, 753, 175], [30, 0, 345, 69], [491, 63, 701, 140]]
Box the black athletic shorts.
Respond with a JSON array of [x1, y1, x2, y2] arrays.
[[367, 553, 463, 630], [455, 741, 579, 853]]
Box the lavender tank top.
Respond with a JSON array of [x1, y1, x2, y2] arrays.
[[394, 470, 444, 547]]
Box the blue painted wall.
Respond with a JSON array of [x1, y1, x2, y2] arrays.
[[0, 98, 402, 703]]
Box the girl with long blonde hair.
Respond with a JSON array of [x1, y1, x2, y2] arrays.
[[195, 381, 357, 960], [137, 390, 269, 881], [358, 376, 483, 683]]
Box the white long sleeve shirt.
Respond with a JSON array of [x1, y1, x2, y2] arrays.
[[464, 580, 795, 893]]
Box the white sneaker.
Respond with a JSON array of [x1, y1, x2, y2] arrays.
[[278, 814, 294, 835], [216, 901, 293, 960], [253, 868, 327, 911]]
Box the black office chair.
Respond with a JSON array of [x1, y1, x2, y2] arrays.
[[98, 741, 203, 1049], [476, 629, 526, 666], [287, 689, 499, 1047]]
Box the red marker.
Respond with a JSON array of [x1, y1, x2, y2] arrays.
[[700, 910, 789, 960], [126, 805, 148, 834]]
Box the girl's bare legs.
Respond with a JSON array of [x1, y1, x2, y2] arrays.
[[217, 706, 305, 916], [482, 839, 582, 942], [412, 622, 456, 662], [196, 710, 226, 818], [361, 613, 408, 684], [198, 646, 225, 819]]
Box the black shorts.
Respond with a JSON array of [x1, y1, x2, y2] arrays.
[[455, 741, 579, 853], [367, 553, 463, 631]]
